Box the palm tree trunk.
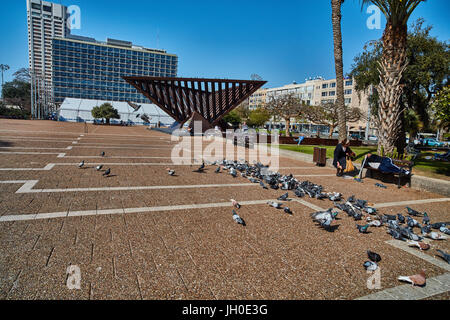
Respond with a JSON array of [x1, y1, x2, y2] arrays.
[[331, 0, 347, 142], [377, 22, 408, 155]]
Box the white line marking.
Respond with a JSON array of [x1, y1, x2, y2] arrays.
[[293, 199, 326, 212], [0, 164, 55, 171], [0, 151, 62, 156], [0, 199, 278, 222], [0, 147, 68, 150], [72, 141, 78, 144], [0, 180, 259, 194], [373, 198, 450, 208], [57, 153, 66, 158]]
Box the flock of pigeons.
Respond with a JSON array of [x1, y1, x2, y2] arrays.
[[167, 158, 450, 287], [78, 151, 111, 177]]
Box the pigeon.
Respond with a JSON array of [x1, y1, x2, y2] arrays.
[[431, 222, 448, 230], [103, 168, 111, 177], [347, 195, 355, 203], [375, 183, 387, 189], [397, 213, 406, 224], [407, 216, 421, 229], [311, 209, 338, 229], [100, 152, 106, 157], [388, 220, 400, 230], [232, 210, 246, 226], [78, 161, 85, 168], [422, 213, 430, 225], [398, 270, 426, 286], [388, 228, 404, 240], [278, 193, 289, 201], [193, 164, 205, 173], [406, 207, 422, 217], [229, 168, 237, 178], [267, 201, 283, 209], [436, 249, 450, 264], [363, 207, 377, 215], [363, 261, 378, 271], [425, 232, 447, 240], [400, 227, 422, 241], [384, 214, 397, 221], [407, 240, 430, 251], [95, 165, 103, 171], [215, 167, 221, 173], [356, 224, 370, 234], [440, 226, 450, 235], [260, 181, 268, 190], [231, 199, 241, 209], [368, 220, 382, 228], [166, 168, 175, 176], [284, 207, 293, 215], [294, 189, 305, 198], [367, 251, 381, 263]]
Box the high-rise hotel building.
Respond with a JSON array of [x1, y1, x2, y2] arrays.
[[26, 0, 70, 84], [52, 35, 178, 104]]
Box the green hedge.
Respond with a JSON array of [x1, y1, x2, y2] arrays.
[[0, 106, 31, 119]]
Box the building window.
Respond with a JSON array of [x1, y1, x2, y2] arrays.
[[345, 80, 353, 86], [322, 92, 328, 97], [331, 83, 336, 88], [329, 91, 335, 96], [344, 89, 352, 95], [345, 98, 352, 104], [322, 83, 328, 89]]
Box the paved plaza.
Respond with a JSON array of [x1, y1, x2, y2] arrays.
[[0, 120, 449, 300]]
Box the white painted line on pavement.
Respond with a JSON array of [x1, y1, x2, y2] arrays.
[[0, 199, 279, 222], [0, 180, 260, 194], [0, 164, 56, 171], [373, 198, 450, 208]]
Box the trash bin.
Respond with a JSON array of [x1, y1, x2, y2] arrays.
[[313, 147, 327, 166]]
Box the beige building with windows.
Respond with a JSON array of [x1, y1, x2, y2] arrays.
[[249, 77, 373, 135]]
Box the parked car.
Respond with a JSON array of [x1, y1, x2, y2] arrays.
[[422, 138, 445, 147], [368, 135, 378, 141]]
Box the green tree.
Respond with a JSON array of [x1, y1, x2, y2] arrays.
[[350, 19, 448, 151], [222, 110, 241, 126], [91, 103, 120, 124], [431, 85, 450, 137], [265, 93, 305, 137], [331, 0, 348, 141], [360, 0, 425, 154], [247, 108, 271, 128], [2, 79, 31, 111]]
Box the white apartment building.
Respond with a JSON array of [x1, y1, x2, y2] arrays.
[[26, 0, 70, 84], [252, 77, 371, 134]]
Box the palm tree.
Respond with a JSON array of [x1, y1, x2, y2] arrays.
[[361, 0, 425, 154], [331, 0, 347, 142]]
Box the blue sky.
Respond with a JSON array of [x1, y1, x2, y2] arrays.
[[0, 0, 449, 88]]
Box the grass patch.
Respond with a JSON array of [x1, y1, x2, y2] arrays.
[[413, 151, 450, 178], [278, 145, 377, 163]]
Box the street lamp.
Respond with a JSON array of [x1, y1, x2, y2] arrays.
[[0, 64, 10, 100]]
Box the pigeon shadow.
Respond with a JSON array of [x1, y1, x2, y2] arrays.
[[105, 175, 118, 178], [324, 225, 340, 233]]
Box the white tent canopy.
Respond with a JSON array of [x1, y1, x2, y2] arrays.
[[57, 98, 175, 126]]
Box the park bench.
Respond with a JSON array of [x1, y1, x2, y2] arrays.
[[362, 155, 414, 189]]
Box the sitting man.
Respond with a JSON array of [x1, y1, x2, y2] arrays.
[[366, 153, 410, 175]]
